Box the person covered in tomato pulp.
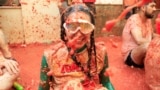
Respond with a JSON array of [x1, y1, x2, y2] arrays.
[[38, 4, 114, 90], [0, 30, 20, 90], [121, 0, 158, 68]]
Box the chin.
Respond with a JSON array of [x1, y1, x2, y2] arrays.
[[75, 44, 84, 49], [75, 43, 86, 49]]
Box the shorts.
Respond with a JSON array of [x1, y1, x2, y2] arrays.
[[125, 51, 144, 68]]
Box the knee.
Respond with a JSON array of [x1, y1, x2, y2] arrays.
[[142, 42, 150, 52]]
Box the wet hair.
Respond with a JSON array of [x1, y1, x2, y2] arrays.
[[60, 4, 95, 41], [60, 4, 97, 78]]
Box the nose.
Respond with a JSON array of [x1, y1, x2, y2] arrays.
[[153, 6, 157, 11], [75, 27, 83, 34], [154, 7, 156, 11]]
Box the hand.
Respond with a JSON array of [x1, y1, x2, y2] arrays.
[[0, 60, 19, 75]]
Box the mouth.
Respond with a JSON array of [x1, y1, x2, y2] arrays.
[[76, 37, 85, 43]]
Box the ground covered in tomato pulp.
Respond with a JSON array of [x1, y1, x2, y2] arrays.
[[10, 36, 150, 90]]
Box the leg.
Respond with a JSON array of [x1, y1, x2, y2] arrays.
[[131, 42, 149, 65], [125, 51, 144, 68]]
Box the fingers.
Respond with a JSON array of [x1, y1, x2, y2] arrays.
[[47, 70, 53, 76], [10, 60, 19, 73], [4, 60, 19, 75]]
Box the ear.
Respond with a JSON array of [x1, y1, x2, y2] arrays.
[[141, 5, 146, 12]]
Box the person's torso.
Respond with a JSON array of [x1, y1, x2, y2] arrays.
[[44, 40, 106, 85], [121, 14, 153, 57]]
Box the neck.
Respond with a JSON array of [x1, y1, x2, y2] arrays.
[[139, 11, 147, 23], [75, 44, 87, 53]]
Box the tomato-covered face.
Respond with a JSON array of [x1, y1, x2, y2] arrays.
[[64, 12, 94, 49]]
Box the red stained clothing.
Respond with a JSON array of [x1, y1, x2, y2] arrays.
[[121, 14, 153, 60], [38, 40, 114, 90]]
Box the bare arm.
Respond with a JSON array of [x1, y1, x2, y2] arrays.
[[0, 30, 19, 75], [131, 27, 150, 45], [0, 30, 12, 58], [0, 58, 19, 75]]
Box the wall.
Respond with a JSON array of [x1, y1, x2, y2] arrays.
[[95, 4, 126, 37], [94, 0, 124, 37], [21, 0, 60, 44], [0, 0, 159, 44], [95, 0, 122, 4], [95, 4, 160, 37], [0, 6, 24, 44], [0, 0, 61, 44]]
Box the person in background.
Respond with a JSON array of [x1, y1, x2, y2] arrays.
[[0, 30, 20, 90], [123, 0, 138, 19], [83, 0, 96, 14], [39, 4, 114, 90], [121, 0, 158, 68]]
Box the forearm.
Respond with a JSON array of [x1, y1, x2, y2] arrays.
[[136, 37, 150, 45], [1, 48, 12, 59], [0, 31, 12, 58]]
